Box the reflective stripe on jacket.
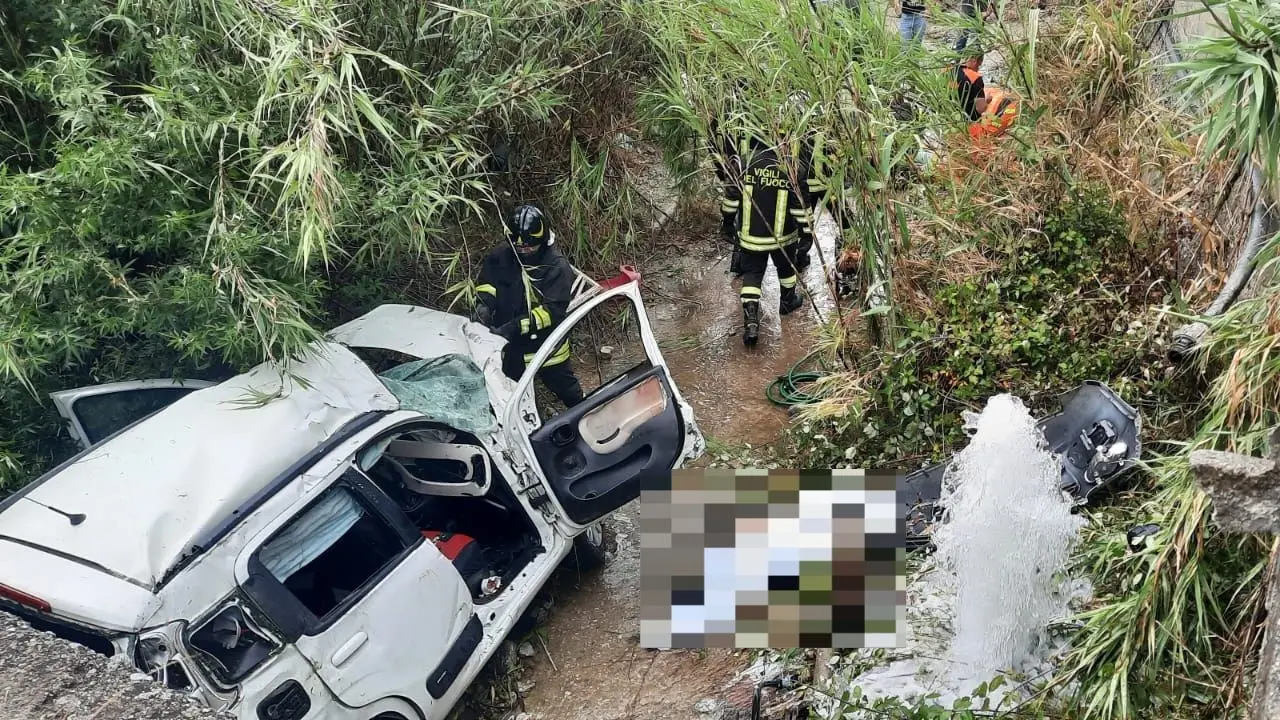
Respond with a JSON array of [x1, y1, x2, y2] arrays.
[[475, 244, 574, 365], [735, 133, 816, 252]]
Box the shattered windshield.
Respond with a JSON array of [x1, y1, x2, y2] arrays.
[[373, 354, 497, 437]]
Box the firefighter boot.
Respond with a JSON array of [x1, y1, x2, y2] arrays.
[[742, 303, 760, 346], [729, 246, 744, 276], [779, 286, 804, 316]]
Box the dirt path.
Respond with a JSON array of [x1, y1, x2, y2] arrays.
[[513, 214, 839, 720]]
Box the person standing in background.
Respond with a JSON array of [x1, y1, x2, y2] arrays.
[[953, 47, 988, 122], [954, 0, 993, 52], [896, 0, 927, 45]]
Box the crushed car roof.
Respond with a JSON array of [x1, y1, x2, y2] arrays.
[[0, 342, 398, 590], [327, 303, 507, 365]]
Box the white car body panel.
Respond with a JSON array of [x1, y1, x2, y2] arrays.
[[0, 538, 159, 631], [0, 341, 398, 591], [231, 455, 474, 712], [234, 645, 335, 718], [326, 303, 518, 411], [144, 412, 426, 632]]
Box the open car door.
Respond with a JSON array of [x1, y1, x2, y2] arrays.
[[503, 280, 704, 531], [50, 379, 217, 450]]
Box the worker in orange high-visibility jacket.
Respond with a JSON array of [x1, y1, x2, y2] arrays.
[[952, 47, 988, 124], [968, 86, 1019, 141]]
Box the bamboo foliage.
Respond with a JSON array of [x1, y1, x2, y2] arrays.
[[0, 0, 652, 488], [1174, 0, 1280, 198], [1056, 3, 1280, 717]]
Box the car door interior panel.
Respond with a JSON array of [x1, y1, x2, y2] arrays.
[[528, 363, 684, 526]]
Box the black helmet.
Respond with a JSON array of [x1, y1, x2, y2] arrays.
[[505, 204, 553, 256]]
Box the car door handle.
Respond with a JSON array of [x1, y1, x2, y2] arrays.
[[331, 632, 368, 667]]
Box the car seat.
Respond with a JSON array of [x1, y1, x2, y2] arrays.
[[422, 530, 499, 599]]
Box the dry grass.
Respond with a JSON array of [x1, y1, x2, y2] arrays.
[[892, 225, 999, 317], [911, 0, 1253, 322]]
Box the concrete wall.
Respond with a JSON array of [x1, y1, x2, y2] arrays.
[[0, 613, 229, 720], [1170, 0, 1226, 42]]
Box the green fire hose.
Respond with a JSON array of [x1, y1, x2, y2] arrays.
[[765, 350, 831, 407]]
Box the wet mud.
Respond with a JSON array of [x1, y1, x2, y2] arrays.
[[642, 215, 841, 446]]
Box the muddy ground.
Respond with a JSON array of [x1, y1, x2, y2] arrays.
[[482, 204, 841, 720]]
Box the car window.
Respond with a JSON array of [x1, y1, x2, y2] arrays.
[[72, 387, 198, 445], [256, 486, 409, 621]]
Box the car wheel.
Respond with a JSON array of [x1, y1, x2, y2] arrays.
[[573, 519, 617, 571]]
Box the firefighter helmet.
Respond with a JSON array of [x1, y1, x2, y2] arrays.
[[505, 204, 554, 254]]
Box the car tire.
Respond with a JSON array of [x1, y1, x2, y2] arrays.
[[573, 519, 617, 571]]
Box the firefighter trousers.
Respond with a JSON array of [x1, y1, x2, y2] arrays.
[[738, 245, 799, 308], [502, 347, 584, 408]]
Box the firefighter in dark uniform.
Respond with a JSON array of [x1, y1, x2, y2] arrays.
[[471, 205, 584, 407], [732, 126, 818, 346]]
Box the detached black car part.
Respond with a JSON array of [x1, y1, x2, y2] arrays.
[[900, 381, 1142, 551]]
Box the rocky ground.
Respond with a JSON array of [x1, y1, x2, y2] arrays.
[[0, 613, 228, 720]]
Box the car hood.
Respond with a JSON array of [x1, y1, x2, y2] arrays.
[[327, 304, 517, 412]]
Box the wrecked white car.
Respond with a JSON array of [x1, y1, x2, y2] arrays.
[[0, 279, 703, 720]]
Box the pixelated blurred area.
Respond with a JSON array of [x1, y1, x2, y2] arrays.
[[639, 468, 905, 650]]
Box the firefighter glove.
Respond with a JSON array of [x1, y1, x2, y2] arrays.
[[471, 303, 493, 327], [720, 215, 736, 242], [493, 320, 520, 343]]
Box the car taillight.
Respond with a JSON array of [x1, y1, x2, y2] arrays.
[[0, 583, 52, 613]]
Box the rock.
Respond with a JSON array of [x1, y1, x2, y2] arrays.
[[518, 642, 536, 658], [513, 714, 543, 720], [694, 697, 724, 717], [518, 679, 537, 694], [0, 613, 230, 719], [1190, 435, 1280, 720], [1191, 448, 1280, 533]]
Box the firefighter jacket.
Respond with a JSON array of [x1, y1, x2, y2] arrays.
[[474, 244, 573, 367], [730, 132, 818, 253]]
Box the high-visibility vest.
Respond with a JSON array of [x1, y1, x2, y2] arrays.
[[968, 87, 1019, 141], [950, 66, 984, 120]]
